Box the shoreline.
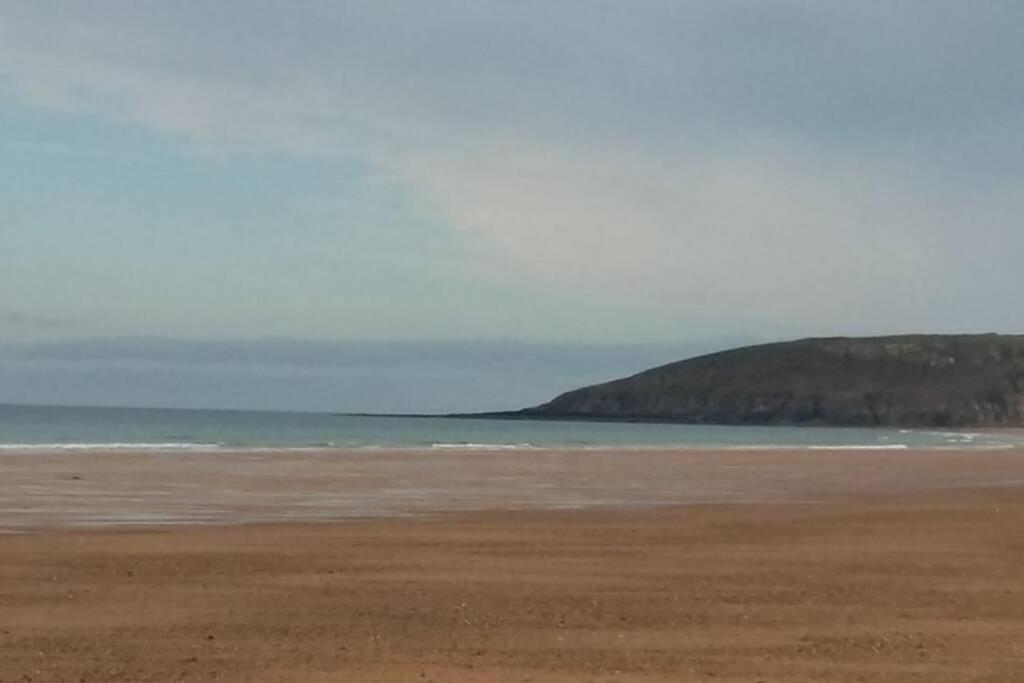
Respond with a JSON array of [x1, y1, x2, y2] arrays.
[[2, 438, 1024, 453], [4, 446, 1024, 532]]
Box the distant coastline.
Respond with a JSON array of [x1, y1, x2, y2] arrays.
[[500, 334, 1024, 428]]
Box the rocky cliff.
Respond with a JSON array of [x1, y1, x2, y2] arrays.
[[521, 335, 1024, 427]]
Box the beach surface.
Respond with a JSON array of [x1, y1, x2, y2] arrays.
[[3, 446, 1024, 530], [3, 448, 1024, 681]]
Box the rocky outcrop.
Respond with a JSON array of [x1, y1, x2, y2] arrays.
[[520, 335, 1024, 427]]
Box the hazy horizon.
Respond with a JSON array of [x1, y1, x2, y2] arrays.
[[0, 335, 760, 413], [4, 331, 1020, 413]]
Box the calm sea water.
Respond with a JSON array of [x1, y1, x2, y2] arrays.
[[1, 403, 1022, 451]]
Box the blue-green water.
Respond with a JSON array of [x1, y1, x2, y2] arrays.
[[1, 404, 1022, 451]]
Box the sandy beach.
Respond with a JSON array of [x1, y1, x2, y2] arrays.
[[3, 448, 1024, 681], [4, 446, 1024, 530]]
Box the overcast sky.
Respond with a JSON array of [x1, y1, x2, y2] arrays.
[[1, 2, 1022, 410]]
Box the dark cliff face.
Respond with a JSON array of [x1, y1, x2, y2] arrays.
[[524, 335, 1024, 427]]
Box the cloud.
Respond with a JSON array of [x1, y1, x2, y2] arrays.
[[1, 2, 1022, 335]]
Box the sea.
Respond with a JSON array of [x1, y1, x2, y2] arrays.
[[2, 403, 1023, 452]]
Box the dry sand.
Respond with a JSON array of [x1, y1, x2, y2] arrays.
[[2, 448, 1024, 681]]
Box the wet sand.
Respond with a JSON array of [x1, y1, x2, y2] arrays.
[[3, 448, 1024, 681], [3, 447, 1024, 530]]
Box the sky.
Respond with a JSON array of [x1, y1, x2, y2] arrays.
[[1, 2, 1022, 411]]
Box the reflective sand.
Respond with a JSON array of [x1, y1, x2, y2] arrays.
[[3, 447, 1024, 530]]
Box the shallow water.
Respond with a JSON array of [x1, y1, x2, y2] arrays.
[[3, 403, 1023, 451]]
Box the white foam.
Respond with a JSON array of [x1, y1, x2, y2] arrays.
[[807, 444, 911, 450], [429, 442, 538, 451]]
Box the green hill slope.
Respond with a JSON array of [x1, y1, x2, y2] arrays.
[[521, 335, 1024, 427]]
